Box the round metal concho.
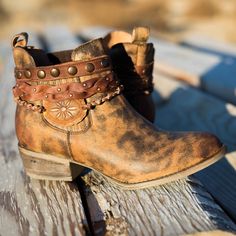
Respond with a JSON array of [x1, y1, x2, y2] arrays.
[[68, 66, 78, 76], [24, 70, 32, 78], [50, 68, 60, 77], [85, 63, 95, 73], [37, 70, 46, 79], [101, 59, 110, 68], [43, 99, 87, 128], [15, 71, 22, 79]]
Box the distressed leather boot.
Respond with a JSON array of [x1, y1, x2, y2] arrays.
[[104, 27, 155, 122], [12, 32, 225, 190]]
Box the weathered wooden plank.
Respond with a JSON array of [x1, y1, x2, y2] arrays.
[[180, 35, 236, 107], [81, 172, 236, 236], [42, 26, 81, 51], [79, 26, 113, 41], [184, 230, 236, 236], [150, 37, 236, 106], [79, 26, 236, 106], [0, 37, 87, 236], [182, 34, 236, 57], [151, 38, 221, 85], [154, 71, 236, 222]]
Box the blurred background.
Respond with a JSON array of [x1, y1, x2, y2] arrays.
[[0, 0, 236, 43]]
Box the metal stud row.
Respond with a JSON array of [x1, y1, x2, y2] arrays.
[[15, 58, 110, 79]]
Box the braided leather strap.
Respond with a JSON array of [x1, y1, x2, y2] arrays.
[[14, 84, 124, 113]]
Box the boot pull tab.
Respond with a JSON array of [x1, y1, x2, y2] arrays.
[[12, 32, 28, 48], [132, 27, 150, 44]]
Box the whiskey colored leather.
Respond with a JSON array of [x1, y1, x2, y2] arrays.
[[104, 27, 155, 122], [13, 32, 224, 186], [70, 97, 222, 183], [13, 72, 115, 102]]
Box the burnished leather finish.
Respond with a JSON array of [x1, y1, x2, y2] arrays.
[[70, 96, 223, 184], [12, 32, 225, 189], [16, 105, 71, 159]]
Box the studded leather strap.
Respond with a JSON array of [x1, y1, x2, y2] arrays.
[[15, 55, 112, 81]]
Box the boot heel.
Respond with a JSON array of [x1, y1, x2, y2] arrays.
[[19, 147, 85, 181]]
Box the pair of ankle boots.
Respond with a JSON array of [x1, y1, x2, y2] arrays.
[[12, 27, 225, 190]]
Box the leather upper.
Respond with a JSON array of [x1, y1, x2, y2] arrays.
[[12, 31, 224, 185]]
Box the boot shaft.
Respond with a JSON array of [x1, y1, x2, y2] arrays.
[[104, 27, 155, 121], [12, 33, 123, 155]]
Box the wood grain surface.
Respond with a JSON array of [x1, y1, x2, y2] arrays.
[[182, 34, 236, 57], [81, 172, 236, 236]]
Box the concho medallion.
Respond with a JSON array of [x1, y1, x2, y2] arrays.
[[43, 99, 87, 128]]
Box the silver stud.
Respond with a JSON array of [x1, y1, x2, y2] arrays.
[[69, 94, 73, 97], [97, 87, 101, 92], [68, 66, 77, 75], [37, 70, 46, 79], [45, 95, 48, 98], [24, 70, 32, 78], [83, 83, 87, 87], [16, 71, 22, 79], [105, 77, 109, 81], [57, 88, 61, 92], [33, 88, 36, 92], [85, 63, 95, 72], [101, 59, 110, 68], [50, 68, 60, 77]]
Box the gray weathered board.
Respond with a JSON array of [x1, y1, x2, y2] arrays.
[[0, 26, 236, 236], [182, 34, 236, 58]]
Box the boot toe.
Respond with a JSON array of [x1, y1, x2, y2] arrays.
[[194, 132, 225, 161]]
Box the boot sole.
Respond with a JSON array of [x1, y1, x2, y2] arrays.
[[19, 145, 226, 190]]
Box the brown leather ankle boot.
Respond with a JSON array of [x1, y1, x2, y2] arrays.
[[104, 27, 155, 122], [12, 32, 225, 190]]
